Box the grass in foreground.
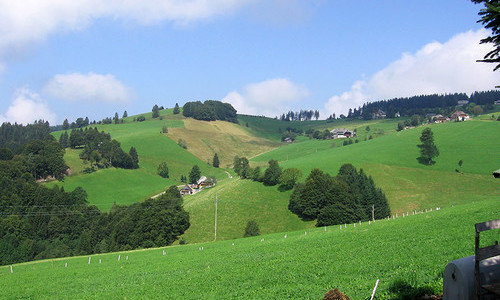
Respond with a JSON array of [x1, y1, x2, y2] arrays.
[[2, 198, 498, 299]]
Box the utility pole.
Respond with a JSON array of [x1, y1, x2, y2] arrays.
[[214, 194, 218, 241], [372, 205, 375, 222]]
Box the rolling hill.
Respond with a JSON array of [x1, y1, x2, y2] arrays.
[[49, 110, 499, 244]]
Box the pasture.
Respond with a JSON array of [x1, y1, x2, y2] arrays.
[[2, 197, 498, 299]]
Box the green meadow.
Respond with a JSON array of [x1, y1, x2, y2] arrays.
[[50, 111, 226, 211], [50, 112, 499, 237], [2, 197, 498, 299]]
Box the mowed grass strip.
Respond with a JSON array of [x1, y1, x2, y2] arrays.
[[167, 118, 280, 168], [2, 198, 498, 299]]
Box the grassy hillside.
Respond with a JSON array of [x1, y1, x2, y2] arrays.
[[249, 119, 499, 214], [181, 178, 314, 243], [166, 118, 280, 168], [2, 197, 498, 299], [50, 112, 227, 211]]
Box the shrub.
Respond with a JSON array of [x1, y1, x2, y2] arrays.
[[244, 220, 260, 237]]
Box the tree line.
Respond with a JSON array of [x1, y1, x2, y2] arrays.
[[182, 100, 238, 123], [339, 90, 500, 120], [278, 110, 320, 121]]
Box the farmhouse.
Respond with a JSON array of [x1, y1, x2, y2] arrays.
[[180, 185, 194, 195], [451, 111, 470, 121], [372, 109, 386, 119], [494, 169, 500, 178], [457, 99, 469, 105], [432, 114, 448, 123], [197, 176, 215, 188], [330, 128, 353, 139], [495, 100, 500, 105]]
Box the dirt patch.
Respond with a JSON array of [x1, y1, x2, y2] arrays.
[[323, 289, 350, 300]]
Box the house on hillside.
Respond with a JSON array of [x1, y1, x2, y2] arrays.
[[180, 185, 194, 196], [394, 112, 401, 118], [330, 128, 353, 139], [283, 137, 293, 143], [457, 100, 469, 106], [372, 109, 386, 119], [494, 100, 500, 105], [451, 111, 470, 122], [432, 114, 448, 123], [197, 176, 215, 188], [493, 169, 500, 178]]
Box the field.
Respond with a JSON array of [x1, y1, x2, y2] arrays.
[[49, 113, 500, 236], [49, 111, 227, 211], [166, 118, 280, 168], [2, 197, 498, 299]]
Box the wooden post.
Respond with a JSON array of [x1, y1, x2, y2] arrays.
[[88, 257, 91, 264], [372, 205, 375, 221], [118, 255, 121, 261], [10, 265, 13, 273]]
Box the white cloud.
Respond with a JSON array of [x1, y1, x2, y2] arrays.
[[0, 0, 255, 59], [222, 78, 310, 117], [324, 30, 498, 117], [44, 72, 133, 103], [0, 88, 56, 125]]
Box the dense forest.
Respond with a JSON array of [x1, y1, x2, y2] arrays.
[[182, 100, 238, 123], [340, 90, 500, 120], [0, 122, 189, 266]]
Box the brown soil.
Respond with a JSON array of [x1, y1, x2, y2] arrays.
[[323, 289, 350, 300]]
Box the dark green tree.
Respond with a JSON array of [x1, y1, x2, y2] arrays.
[[62, 119, 69, 130], [173, 103, 180, 114], [418, 128, 439, 165], [279, 168, 302, 190], [0, 148, 14, 160], [129, 146, 139, 168], [123, 111, 128, 118], [262, 159, 282, 186], [233, 156, 249, 177], [114, 112, 120, 124], [212, 153, 220, 168], [152, 104, 160, 118], [189, 165, 201, 184], [157, 162, 169, 178], [244, 220, 260, 237], [472, 0, 500, 72]]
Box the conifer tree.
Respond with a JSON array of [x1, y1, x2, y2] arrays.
[[62, 119, 69, 130], [129, 146, 139, 168], [152, 104, 160, 118], [212, 153, 220, 168], [173, 103, 180, 114], [189, 165, 201, 184]]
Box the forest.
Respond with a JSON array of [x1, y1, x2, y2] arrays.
[[182, 100, 238, 123], [336, 90, 500, 120], [0, 122, 190, 265]]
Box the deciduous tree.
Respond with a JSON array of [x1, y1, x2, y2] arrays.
[[418, 128, 439, 165]]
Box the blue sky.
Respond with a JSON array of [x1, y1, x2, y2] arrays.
[[0, 0, 497, 124]]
